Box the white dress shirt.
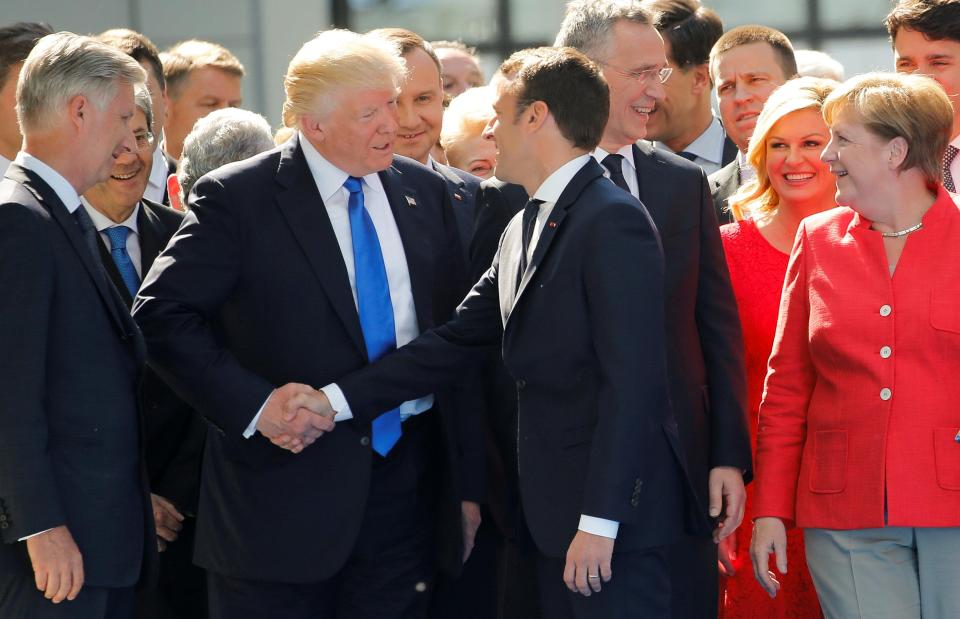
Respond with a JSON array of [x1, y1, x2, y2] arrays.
[[592, 144, 639, 200], [522, 154, 620, 541], [737, 149, 756, 184], [244, 133, 433, 437], [0, 153, 11, 178], [143, 143, 169, 204], [653, 116, 728, 176], [13, 151, 82, 542], [82, 199, 143, 275]]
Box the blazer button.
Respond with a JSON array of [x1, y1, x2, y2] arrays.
[[0, 522, 8, 530], [879, 304, 892, 317], [880, 388, 892, 401], [880, 346, 892, 359], [630, 498, 639, 507], [0, 514, 6, 521], [516, 379, 526, 390], [360, 436, 371, 447]]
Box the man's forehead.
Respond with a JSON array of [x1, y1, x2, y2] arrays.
[[717, 44, 782, 78]]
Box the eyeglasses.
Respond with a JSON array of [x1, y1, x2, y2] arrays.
[[134, 131, 155, 152], [599, 61, 673, 85]]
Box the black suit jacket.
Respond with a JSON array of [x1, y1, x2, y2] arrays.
[[95, 200, 205, 514], [133, 134, 471, 582], [336, 159, 696, 557], [432, 161, 481, 256], [631, 142, 750, 520], [708, 158, 740, 225], [0, 163, 155, 588]]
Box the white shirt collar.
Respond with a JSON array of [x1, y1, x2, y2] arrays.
[[14, 151, 82, 213], [0, 153, 10, 177], [737, 149, 756, 183], [299, 131, 386, 202], [591, 144, 635, 171], [80, 197, 140, 234], [145, 143, 170, 200], [656, 116, 727, 165], [531, 154, 592, 204]]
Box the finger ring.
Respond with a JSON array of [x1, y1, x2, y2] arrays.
[[587, 574, 601, 580]]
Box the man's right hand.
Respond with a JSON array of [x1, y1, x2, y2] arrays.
[[256, 383, 335, 453], [25, 525, 84, 603]]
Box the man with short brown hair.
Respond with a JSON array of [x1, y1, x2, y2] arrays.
[[0, 22, 52, 175]]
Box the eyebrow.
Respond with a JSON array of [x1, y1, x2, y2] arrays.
[[769, 132, 828, 140]]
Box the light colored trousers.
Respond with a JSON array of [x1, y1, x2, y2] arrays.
[[805, 526, 960, 619]]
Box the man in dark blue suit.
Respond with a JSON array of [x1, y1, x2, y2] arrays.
[[555, 3, 750, 617], [0, 33, 155, 618], [290, 46, 697, 619], [133, 30, 472, 619]]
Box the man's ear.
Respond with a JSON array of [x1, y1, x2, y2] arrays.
[[691, 63, 711, 96], [299, 115, 324, 144], [525, 100, 550, 133], [66, 94, 88, 132]]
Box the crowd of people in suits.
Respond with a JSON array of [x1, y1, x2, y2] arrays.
[[0, 0, 959, 618]]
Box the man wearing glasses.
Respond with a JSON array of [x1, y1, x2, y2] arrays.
[[556, 3, 750, 618]]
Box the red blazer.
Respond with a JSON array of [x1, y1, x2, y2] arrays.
[[754, 187, 960, 529]]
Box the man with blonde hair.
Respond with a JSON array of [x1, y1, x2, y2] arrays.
[[160, 39, 243, 161], [0, 31, 153, 618], [134, 29, 469, 618]]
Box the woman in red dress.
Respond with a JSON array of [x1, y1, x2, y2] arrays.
[[719, 76, 837, 619]]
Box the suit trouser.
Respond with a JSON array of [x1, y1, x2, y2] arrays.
[[667, 532, 718, 619], [135, 517, 207, 618], [207, 414, 439, 619], [805, 526, 960, 619], [0, 568, 134, 619]]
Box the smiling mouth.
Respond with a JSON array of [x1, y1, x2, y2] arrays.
[[398, 131, 425, 140], [832, 169, 848, 177], [111, 170, 140, 181], [784, 173, 815, 181], [633, 105, 653, 115]]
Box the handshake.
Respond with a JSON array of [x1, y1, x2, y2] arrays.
[[255, 382, 338, 453]]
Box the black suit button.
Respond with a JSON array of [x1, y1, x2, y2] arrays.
[[630, 498, 639, 507], [0, 514, 6, 521], [516, 379, 526, 390], [360, 436, 371, 447], [0, 522, 8, 529]]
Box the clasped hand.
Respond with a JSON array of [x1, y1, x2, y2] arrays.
[[255, 383, 336, 453]]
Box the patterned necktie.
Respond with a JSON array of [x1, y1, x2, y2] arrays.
[[943, 145, 959, 192], [344, 176, 402, 457], [516, 199, 543, 293], [105, 225, 140, 296], [601, 153, 630, 194]]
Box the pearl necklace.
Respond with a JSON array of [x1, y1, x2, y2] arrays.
[[879, 222, 923, 238]]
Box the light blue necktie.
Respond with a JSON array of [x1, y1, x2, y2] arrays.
[[344, 176, 402, 456], [104, 225, 140, 296]]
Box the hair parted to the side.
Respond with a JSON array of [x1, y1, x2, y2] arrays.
[[555, 0, 651, 59], [178, 107, 274, 199], [281, 29, 407, 130], [17, 31, 145, 133], [500, 46, 609, 150], [440, 85, 496, 151], [133, 82, 153, 132], [709, 25, 797, 82], [370, 28, 442, 75], [646, 0, 724, 69], [161, 39, 244, 99], [728, 76, 836, 221], [822, 71, 953, 185], [0, 22, 53, 90], [886, 0, 960, 45], [97, 28, 165, 90]]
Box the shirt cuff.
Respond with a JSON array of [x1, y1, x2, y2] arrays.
[[242, 390, 274, 438], [321, 384, 353, 422], [19, 527, 54, 542], [578, 515, 619, 539]]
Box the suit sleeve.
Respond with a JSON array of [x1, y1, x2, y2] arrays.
[[0, 207, 67, 542], [337, 249, 504, 426], [694, 171, 752, 479], [468, 185, 515, 284], [753, 224, 815, 525], [132, 176, 274, 438], [579, 203, 671, 523]]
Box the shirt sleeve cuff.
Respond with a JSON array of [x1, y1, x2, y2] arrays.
[[242, 390, 274, 438], [18, 527, 54, 542], [578, 515, 619, 539], [321, 384, 353, 422]]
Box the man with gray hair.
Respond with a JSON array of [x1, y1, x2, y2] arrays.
[[0, 31, 154, 617], [0, 21, 53, 175], [555, 2, 749, 618], [168, 107, 273, 211]]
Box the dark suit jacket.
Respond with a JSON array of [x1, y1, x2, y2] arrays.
[[708, 158, 740, 225], [721, 136, 739, 169], [0, 163, 154, 588], [432, 161, 481, 256], [336, 159, 696, 557], [95, 200, 205, 514], [631, 142, 750, 521], [132, 134, 471, 582]]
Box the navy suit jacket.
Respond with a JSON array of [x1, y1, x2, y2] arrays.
[[432, 161, 481, 256], [0, 163, 154, 588], [631, 142, 750, 519], [133, 134, 472, 581], [336, 159, 697, 557]]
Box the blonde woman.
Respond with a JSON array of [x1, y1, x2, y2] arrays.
[[718, 76, 837, 619]]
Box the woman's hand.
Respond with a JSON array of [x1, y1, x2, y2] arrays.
[[750, 517, 788, 598]]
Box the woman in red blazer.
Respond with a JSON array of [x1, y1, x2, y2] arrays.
[[750, 72, 960, 619]]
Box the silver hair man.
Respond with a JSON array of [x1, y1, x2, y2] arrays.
[[175, 107, 274, 203]]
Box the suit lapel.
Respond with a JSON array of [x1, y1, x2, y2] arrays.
[[138, 201, 166, 275], [632, 143, 670, 230], [379, 165, 433, 332], [96, 239, 134, 307], [274, 135, 367, 356]]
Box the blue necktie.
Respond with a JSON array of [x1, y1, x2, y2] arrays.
[[105, 225, 140, 296], [344, 176, 402, 456], [601, 153, 630, 194]]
